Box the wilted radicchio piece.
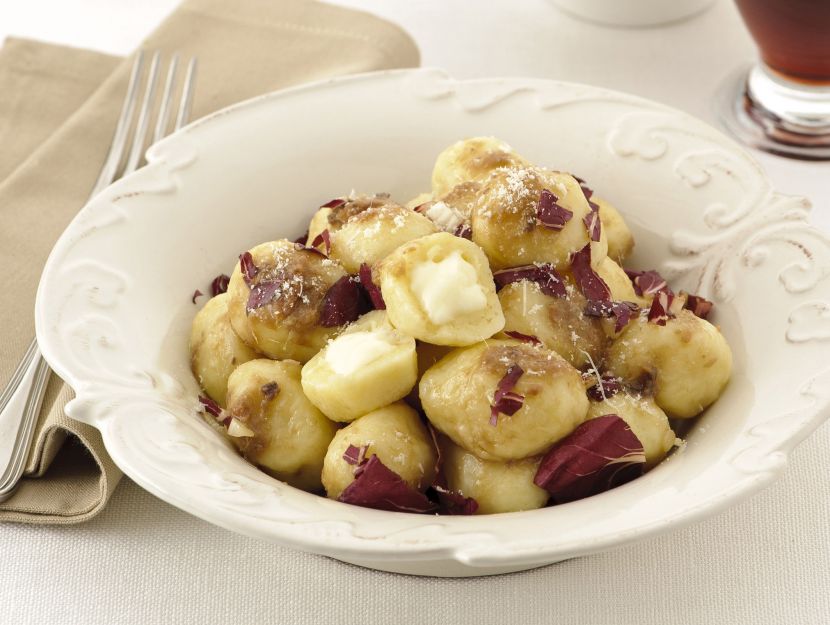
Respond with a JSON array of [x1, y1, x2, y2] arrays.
[[343, 444, 368, 467], [337, 454, 436, 513], [191, 289, 203, 304], [493, 264, 567, 299], [684, 293, 713, 320], [504, 330, 542, 345], [585, 374, 624, 402], [358, 263, 386, 310], [647, 290, 675, 326], [239, 252, 259, 286], [570, 244, 611, 302], [536, 189, 573, 231], [490, 364, 525, 426], [625, 269, 671, 297], [294, 242, 326, 258], [533, 414, 646, 503], [572, 174, 592, 197], [310, 229, 331, 256], [320, 198, 346, 209], [583, 202, 601, 242], [320, 276, 364, 327], [573, 176, 602, 241], [433, 484, 479, 515], [211, 274, 230, 296], [199, 395, 221, 417], [425, 424, 478, 515], [453, 223, 472, 240], [246, 279, 282, 312], [199, 395, 231, 426], [584, 300, 639, 333]]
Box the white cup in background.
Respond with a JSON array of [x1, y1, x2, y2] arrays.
[[549, 0, 717, 27]]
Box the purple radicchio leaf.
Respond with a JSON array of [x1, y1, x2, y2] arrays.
[[570, 244, 611, 302], [199, 395, 231, 426], [536, 189, 574, 231], [337, 454, 437, 513], [294, 242, 327, 258], [572, 175, 593, 199], [433, 484, 478, 515], [425, 424, 479, 515], [210, 274, 230, 296], [647, 290, 676, 326], [239, 252, 259, 286], [343, 444, 368, 467], [684, 293, 713, 320], [320, 198, 346, 209], [504, 330, 542, 345], [582, 200, 602, 242], [320, 276, 364, 327], [246, 279, 282, 312], [358, 263, 386, 310], [584, 300, 640, 333], [533, 414, 645, 503], [490, 364, 525, 426], [493, 264, 567, 299], [625, 269, 672, 297], [453, 222, 472, 240], [585, 375, 624, 402], [310, 229, 331, 257], [573, 175, 602, 241]]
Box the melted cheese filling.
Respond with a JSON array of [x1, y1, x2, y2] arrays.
[[410, 251, 487, 324], [325, 330, 397, 375]]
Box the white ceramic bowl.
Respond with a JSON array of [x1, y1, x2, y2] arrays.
[[35, 69, 830, 577], [549, 0, 716, 27]]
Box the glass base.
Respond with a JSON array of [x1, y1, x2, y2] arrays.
[[715, 64, 830, 161]]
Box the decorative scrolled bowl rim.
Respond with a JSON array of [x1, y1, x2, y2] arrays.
[[34, 69, 830, 575]]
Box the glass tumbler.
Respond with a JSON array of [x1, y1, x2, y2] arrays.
[[719, 0, 830, 159]]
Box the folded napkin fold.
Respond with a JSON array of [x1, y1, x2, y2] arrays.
[[0, 0, 419, 524]]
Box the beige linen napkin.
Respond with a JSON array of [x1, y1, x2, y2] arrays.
[[0, 0, 419, 524]]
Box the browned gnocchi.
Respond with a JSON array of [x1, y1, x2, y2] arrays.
[[226, 239, 347, 362], [189, 137, 732, 515]]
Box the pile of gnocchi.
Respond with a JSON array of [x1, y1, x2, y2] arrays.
[[189, 137, 733, 515]]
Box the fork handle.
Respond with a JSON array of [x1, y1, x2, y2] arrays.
[[0, 338, 51, 502]]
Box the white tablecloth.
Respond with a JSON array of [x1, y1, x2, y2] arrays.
[[1, 1, 828, 623]]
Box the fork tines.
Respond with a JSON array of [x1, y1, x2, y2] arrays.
[[93, 51, 197, 195]]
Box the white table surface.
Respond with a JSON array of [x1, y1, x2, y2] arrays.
[[1, 1, 829, 623]]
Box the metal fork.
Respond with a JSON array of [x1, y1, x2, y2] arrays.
[[0, 51, 198, 503]]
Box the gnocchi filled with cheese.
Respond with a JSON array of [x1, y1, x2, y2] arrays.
[[301, 311, 417, 422], [378, 232, 505, 346], [188, 136, 733, 515]]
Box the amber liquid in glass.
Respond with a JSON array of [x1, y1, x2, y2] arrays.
[[734, 0, 830, 84]]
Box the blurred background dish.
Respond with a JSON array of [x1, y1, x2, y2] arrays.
[[547, 0, 716, 27]]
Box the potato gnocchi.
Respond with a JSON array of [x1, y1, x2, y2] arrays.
[[189, 137, 733, 515]]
